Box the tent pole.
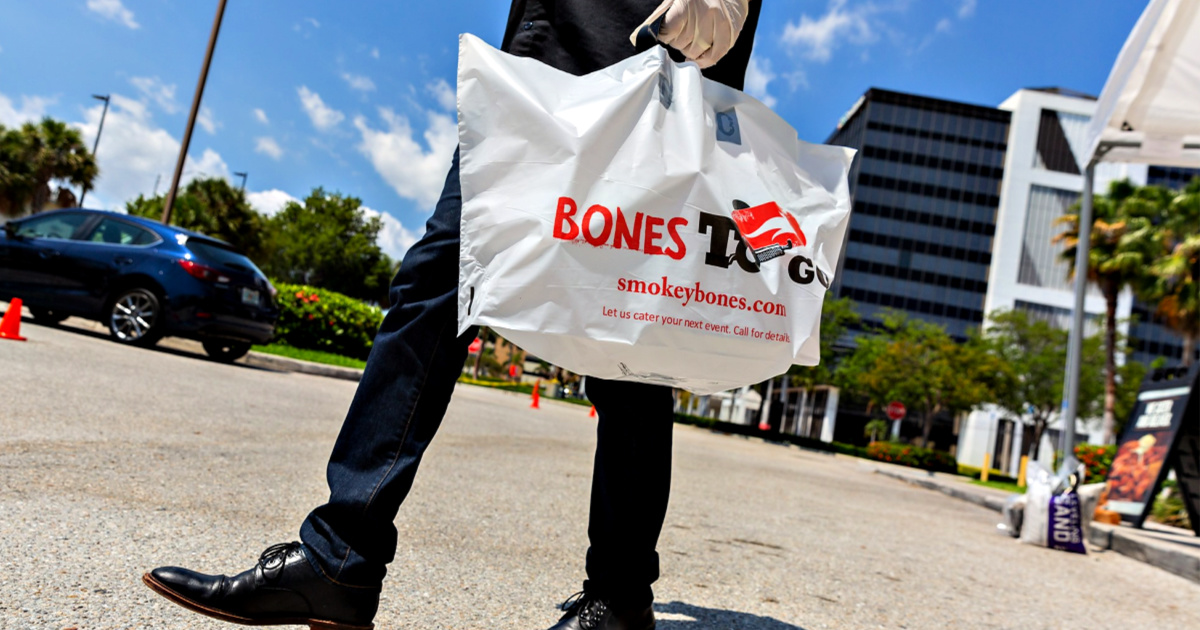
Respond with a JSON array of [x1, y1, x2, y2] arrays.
[[1059, 161, 1096, 463]]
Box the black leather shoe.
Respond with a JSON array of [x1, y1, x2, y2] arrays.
[[143, 541, 379, 630], [546, 590, 656, 630]]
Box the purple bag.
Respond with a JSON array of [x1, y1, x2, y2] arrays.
[[1047, 491, 1087, 554]]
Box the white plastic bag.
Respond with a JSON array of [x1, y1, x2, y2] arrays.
[[456, 34, 855, 393], [1020, 462, 1087, 554]]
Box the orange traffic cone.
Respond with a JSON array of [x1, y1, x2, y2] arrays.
[[530, 379, 541, 409], [589, 406, 597, 417], [0, 298, 27, 342]]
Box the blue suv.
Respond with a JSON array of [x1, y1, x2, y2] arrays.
[[1, 208, 278, 361]]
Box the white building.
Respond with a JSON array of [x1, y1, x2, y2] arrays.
[[958, 88, 1149, 473]]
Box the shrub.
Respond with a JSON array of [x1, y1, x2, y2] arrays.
[[1074, 443, 1116, 483], [272, 281, 384, 360], [866, 441, 957, 473]]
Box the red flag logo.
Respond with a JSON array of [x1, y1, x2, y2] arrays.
[[729, 201, 805, 265]]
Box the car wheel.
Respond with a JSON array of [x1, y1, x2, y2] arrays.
[[107, 287, 163, 347], [203, 340, 252, 363], [29, 307, 70, 325]]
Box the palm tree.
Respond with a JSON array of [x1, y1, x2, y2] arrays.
[[1147, 180, 1200, 365], [1053, 180, 1171, 444], [0, 119, 97, 215], [25, 118, 97, 212]]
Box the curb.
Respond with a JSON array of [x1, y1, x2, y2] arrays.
[[874, 468, 1200, 586], [243, 351, 364, 382], [874, 468, 1008, 512]]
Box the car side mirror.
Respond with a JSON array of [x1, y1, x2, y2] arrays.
[[3, 222, 19, 239]]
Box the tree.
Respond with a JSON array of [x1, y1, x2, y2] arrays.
[[127, 177, 270, 262], [837, 313, 1004, 448], [0, 119, 96, 215], [784, 294, 860, 431], [1054, 180, 1172, 443], [983, 309, 1105, 460], [262, 188, 395, 302], [1145, 180, 1200, 366]]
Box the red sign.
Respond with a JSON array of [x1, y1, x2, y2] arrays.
[[886, 401, 906, 421], [468, 337, 482, 354], [508, 364, 519, 378]]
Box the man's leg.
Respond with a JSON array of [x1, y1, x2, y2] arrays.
[[301, 149, 473, 589], [145, 150, 471, 628], [582, 380, 675, 604]]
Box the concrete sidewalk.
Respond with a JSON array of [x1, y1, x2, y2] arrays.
[[872, 464, 1200, 586]]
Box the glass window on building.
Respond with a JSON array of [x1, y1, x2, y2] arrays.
[[1017, 185, 1086, 291]]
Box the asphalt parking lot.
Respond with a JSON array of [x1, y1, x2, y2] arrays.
[[2, 314, 1199, 629]]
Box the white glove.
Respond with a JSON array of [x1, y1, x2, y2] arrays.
[[631, 0, 751, 69]]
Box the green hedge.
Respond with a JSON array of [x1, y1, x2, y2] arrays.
[[671, 413, 870, 459], [272, 281, 384, 360], [866, 441, 958, 473]]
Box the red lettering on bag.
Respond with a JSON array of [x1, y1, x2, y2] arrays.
[[644, 216, 665, 256], [614, 208, 642, 250], [553, 196, 687, 260], [554, 197, 580, 240], [583, 204, 613, 246], [665, 217, 686, 261]]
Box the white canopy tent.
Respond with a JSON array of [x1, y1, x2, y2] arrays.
[[1061, 0, 1200, 452]]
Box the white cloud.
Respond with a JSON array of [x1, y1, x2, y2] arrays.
[[189, 148, 229, 180], [253, 108, 269, 125], [73, 93, 229, 210], [247, 189, 299, 216], [197, 106, 218, 134], [958, 0, 977, 19], [935, 17, 952, 33], [363, 207, 421, 260], [781, 0, 876, 63], [255, 136, 283, 160], [355, 107, 457, 208], [87, 0, 139, 29], [371, 47, 381, 59], [0, 93, 52, 126], [129, 76, 178, 114], [298, 86, 344, 131], [744, 56, 778, 108], [342, 72, 377, 93], [306, 17, 321, 28], [426, 79, 456, 111]]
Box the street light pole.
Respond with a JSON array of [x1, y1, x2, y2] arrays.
[[234, 171, 247, 192], [78, 94, 110, 207], [1057, 161, 1096, 469], [161, 0, 229, 225]]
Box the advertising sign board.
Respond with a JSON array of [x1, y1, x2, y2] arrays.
[[1104, 364, 1199, 533]]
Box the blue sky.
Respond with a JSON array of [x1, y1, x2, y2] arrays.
[[0, 0, 1148, 260]]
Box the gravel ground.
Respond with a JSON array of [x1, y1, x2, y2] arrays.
[[1, 317, 1199, 630]]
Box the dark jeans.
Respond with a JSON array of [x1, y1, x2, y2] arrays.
[[300, 150, 674, 608]]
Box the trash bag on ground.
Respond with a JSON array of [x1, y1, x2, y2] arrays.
[[1019, 461, 1088, 554]]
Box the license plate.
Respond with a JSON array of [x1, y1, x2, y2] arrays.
[[240, 288, 260, 305]]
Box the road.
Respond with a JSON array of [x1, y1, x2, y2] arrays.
[[2, 315, 1199, 629]]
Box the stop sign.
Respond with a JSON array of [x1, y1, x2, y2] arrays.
[[468, 337, 483, 354], [886, 401, 906, 421]]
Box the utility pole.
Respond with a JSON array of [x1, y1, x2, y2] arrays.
[[162, 0, 229, 225], [78, 94, 110, 207], [234, 171, 248, 192]]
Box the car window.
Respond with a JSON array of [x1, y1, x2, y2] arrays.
[[185, 239, 264, 275], [85, 218, 160, 246], [13, 213, 89, 240]]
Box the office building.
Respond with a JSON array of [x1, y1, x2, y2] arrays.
[[825, 88, 1011, 341]]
